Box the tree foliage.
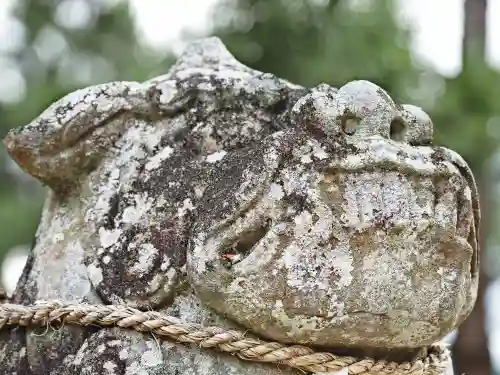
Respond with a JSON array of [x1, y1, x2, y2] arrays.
[[211, 0, 421, 102]]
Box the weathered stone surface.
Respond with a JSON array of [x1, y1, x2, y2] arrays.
[[189, 79, 479, 350], [0, 37, 476, 374]]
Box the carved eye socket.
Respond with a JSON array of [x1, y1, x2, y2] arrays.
[[389, 117, 407, 141]]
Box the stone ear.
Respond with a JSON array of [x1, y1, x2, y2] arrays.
[[2, 81, 152, 194], [2, 37, 265, 196]]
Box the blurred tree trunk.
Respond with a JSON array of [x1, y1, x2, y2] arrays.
[[452, 1, 492, 375], [462, 0, 487, 68], [452, 179, 491, 375]]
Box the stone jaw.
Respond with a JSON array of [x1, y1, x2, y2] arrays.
[[1, 36, 477, 374]]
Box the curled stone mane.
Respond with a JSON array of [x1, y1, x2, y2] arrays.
[[3, 37, 309, 194]]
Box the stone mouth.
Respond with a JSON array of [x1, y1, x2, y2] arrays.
[[200, 159, 474, 273], [204, 217, 473, 274]]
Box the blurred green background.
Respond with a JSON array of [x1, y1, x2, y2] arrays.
[[0, 0, 497, 374]]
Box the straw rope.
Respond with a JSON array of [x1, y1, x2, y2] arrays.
[[0, 300, 449, 374]]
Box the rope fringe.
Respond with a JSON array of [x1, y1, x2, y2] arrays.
[[0, 300, 450, 374]]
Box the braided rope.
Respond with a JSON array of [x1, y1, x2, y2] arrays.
[[0, 300, 449, 374]]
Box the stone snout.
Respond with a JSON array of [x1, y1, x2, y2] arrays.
[[188, 82, 478, 351], [291, 80, 433, 146]]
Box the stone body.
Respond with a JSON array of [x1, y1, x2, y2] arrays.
[[0, 37, 477, 374]]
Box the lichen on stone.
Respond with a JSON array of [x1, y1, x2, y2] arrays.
[[1, 36, 476, 374]]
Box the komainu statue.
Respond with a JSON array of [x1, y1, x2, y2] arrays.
[[0, 37, 478, 375]]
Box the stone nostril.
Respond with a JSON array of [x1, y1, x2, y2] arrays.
[[339, 113, 359, 135], [389, 117, 407, 141], [399, 104, 433, 145]]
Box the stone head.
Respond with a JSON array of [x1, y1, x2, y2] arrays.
[[3, 37, 479, 353]]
